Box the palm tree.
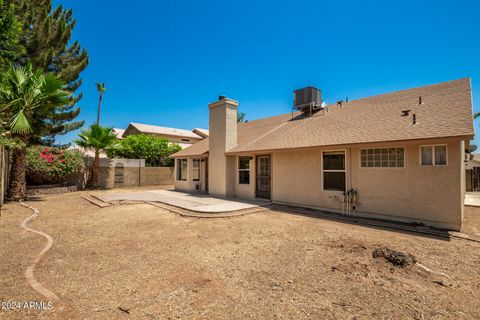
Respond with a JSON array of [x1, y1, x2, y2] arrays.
[[96, 82, 106, 125], [74, 124, 118, 189], [237, 111, 247, 123], [0, 64, 69, 200]]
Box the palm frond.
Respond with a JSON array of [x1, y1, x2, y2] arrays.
[[74, 124, 118, 155], [96, 82, 106, 93], [0, 64, 70, 138], [10, 110, 32, 134]]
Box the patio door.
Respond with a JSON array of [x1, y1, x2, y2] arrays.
[[256, 155, 271, 199]]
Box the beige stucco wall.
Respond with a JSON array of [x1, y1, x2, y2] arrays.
[[269, 138, 465, 230], [234, 156, 256, 199], [173, 157, 205, 192]]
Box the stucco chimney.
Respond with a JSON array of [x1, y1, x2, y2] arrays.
[[208, 96, 238, 197]]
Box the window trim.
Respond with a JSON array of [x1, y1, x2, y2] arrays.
[[419, 144, 448, 166], [237, 156, 251, 185], [192, 158, 200, 181], [359, 146, 405, 169], [176, 158, 188, 181], [322, 149, 346, 192]]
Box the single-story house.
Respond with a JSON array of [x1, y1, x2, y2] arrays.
[[115, 122, 209, 148], [171, 79, 474, 231]]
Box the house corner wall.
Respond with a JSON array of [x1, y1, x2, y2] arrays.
[[459, 140, 466, 228]]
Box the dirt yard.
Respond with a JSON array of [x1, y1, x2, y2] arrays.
[[1, 189, 480, 319]]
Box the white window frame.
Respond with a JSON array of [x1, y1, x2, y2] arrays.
[[420, 144, 448, 166], [176, 158, 188, 181], [322, 150, 346, 192], [360, 146, 405, 169], [237, 156, 251, 185]]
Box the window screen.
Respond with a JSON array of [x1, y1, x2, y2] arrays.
[[421, 145, 447, 166], [193, 158, 200, 181], [238, 157, 250, 184], [361, 148, 404, 168], [434, 146, 447, 165], [323, 151, 346, 191], [323, 172, 346, 192], [176, 158, 187, 180], [421, 147, 433, 165]]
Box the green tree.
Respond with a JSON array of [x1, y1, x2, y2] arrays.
[[0, 0, 22, 67], [5, 0, 89, 142], [108, 134, 181, 167], [95, 82, 106, 125], [0, 64, 70, 200], [74, 125, 119, 189], [237, 111, 247, 123]]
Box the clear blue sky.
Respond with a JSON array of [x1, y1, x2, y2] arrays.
[[55, 0, 480, 147]]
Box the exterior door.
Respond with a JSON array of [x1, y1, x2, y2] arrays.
[[256, 155, 271, 199]]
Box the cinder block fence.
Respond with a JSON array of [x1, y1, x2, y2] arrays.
[[69, 158, 174, 190]]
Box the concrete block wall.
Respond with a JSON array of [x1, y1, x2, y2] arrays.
[[141, 167, 174, 186], [70, 157, 174, 189]]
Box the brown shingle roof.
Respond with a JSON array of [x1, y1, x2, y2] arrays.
[[172, 78, 474, 157], [171, 138, 209, 157]]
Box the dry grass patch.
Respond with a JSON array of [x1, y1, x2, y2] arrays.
[[0, 190, 479, 319]]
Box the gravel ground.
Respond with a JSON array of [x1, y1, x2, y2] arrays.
[[1, 189, 480, 319]]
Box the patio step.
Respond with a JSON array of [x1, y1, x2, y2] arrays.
[[81, 195, 110, 208], [148, 201, 270, 218]]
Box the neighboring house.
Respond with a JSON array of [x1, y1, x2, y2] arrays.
[[465, 154, 480, 191], [115, 122, 208, 148], [112, 128, 125, 139], [171, 78, 474, 231]]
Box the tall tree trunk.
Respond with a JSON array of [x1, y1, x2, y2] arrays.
[[89, 152, 100, 189], [8, 137, 28, 201], [96, 93, 102, 125]]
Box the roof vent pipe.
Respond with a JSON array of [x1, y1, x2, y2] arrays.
[[413, 113, 417, 124], [419, 96, 422, 105], [218, 95, 227, 100]]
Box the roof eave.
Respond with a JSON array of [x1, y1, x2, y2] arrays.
[[170, 151, 208, 159], [225, 134, 474, 155]]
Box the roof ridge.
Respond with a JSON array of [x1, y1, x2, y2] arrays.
[[344, 78, 470, 105], [237, 111, 301, 127], [130, 122, 193, 131]]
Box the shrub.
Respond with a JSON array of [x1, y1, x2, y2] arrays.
[[107, 134, 181, 167], [26, 146, 83, 185]]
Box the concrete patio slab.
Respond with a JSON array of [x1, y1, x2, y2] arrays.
[[92, 189, 268, 213], [465, 192, 480, 207]]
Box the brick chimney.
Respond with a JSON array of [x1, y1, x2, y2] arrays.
[[208, 96, 238, 197]]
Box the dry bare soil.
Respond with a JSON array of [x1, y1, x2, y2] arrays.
[[1, 189, 480, 319]]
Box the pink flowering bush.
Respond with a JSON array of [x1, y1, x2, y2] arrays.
[[26, 146, 83, 185]]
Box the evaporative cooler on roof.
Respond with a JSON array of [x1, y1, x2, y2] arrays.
[[294, 86, 322, 114]]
